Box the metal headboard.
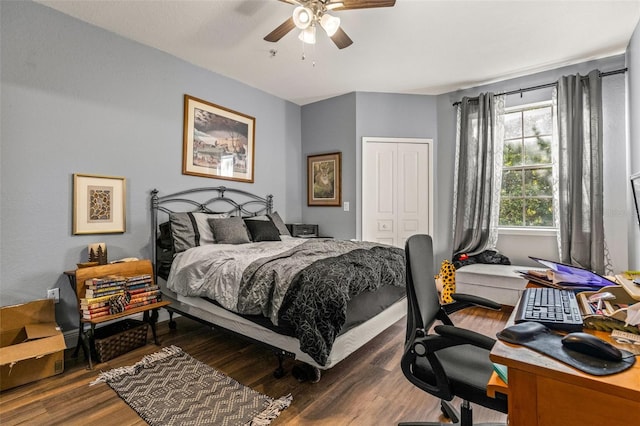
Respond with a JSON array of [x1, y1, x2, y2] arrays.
[[150, 186, 273, 276]]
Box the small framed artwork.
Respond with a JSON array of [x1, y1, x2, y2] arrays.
[[73, 174, 126, 235], [183, 94, 256, 183], [307, 152, 342, 206]]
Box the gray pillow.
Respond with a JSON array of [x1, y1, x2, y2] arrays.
[[169, 212, 228, 253], [208, 217, 251, 244], [268, 211, 291, 236]]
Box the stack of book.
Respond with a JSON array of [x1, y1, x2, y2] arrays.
[[80, 273, 160, 320], [124, 273, 161, 310]]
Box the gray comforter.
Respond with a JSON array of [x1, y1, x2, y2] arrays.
[[167, 238, 405, 365]]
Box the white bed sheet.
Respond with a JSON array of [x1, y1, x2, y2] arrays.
[[166, 238, 307, 312]]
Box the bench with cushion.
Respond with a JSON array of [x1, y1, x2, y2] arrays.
[[455, 264, 544, 306]]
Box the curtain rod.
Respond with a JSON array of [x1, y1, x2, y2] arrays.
[[452, 67, 628, 107]]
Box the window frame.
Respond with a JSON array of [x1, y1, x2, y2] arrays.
[[499, 100, 556, 231]]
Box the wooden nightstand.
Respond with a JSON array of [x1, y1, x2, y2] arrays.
[[64, 259, 170, 369]]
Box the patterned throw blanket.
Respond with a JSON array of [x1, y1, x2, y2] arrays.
[[236, 239, 405, 366]]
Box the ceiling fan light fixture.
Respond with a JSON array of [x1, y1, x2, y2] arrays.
[[320, 13, 340, 37], [326, 2, 344, 10], [298, 25, 316, 44], [292, 6, 313, 29]]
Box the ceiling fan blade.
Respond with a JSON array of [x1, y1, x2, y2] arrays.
[[330, 27, 353, 49], [264, 17, 296, 42], [331, 0, 396, 10]]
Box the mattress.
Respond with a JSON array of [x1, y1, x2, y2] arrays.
[[158, 277, 407, 369]]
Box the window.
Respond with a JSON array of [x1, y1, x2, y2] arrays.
[[499, 102, 555, 228]]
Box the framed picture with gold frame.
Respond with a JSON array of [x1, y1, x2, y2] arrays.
[[307, 152, 342, 207], [73, 173, 126, 235], [182, 94, 255, 183]]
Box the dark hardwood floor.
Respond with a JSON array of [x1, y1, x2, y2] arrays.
[[0, 307, 510, 425]]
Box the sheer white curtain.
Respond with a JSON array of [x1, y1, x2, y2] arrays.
[[553, 70, 605, 274], [452, 93, 505, 257]]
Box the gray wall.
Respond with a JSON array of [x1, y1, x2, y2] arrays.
[[300, 93, 357, 238], [300, 92, 438, 240], [1, 1, 302, 330], [628, 18, 640, 270]]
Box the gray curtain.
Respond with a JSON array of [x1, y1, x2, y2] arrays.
[[554, 70, 604, 273], [452, 93, 505, 256]]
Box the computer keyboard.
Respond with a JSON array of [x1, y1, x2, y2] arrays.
[[514, 287, 583, 332]]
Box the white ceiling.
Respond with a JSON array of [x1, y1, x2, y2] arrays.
[[36, 0, 640, 105]]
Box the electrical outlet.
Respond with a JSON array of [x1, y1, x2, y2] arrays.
[[47, 288, 60, 304]]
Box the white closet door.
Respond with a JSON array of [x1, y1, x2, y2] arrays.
[[362, 138, 433, 248], [363, 142, 397, 245], [397, 143, 430, 249]]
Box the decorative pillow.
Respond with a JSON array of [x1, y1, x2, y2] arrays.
[[244, 214, 270, 221], [244, 219, 281, 242], [169, 212, 228, 253], [158, 221, 173, 250], [268, 211, 291, 236], [208, 217, 251, 244]]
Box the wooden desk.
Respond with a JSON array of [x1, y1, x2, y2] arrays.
[[490, 298, 640, 426]]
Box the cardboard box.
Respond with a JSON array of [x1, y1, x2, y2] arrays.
[[0, 299, 66, 391]]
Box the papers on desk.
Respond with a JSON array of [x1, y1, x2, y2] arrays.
[[518, 270, 606, 291], [521, 257, 618, 291]]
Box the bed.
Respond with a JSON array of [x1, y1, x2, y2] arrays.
[[151, 186, 407, 379]]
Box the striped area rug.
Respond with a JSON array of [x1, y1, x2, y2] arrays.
[[90, 346, 292, 425]]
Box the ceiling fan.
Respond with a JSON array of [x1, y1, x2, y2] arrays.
[[264, 0, 396, 49]]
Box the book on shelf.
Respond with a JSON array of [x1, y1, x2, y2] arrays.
[[85, 275, 127, 287], [128, 290, 160, 303], [126, 282, 154, 291], [125, 297, 162, 310], [125, 274, 152, 284], [80, 292, 124, 306], [85, 287, 126, 298], [86, 283, 125, 293], [128, 285, 159, 295], [80, 300, 109, 310], [82, 310, 112, 320], [81, 305, 110, 315]]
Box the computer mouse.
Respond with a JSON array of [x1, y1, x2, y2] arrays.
[[561, 332, 623, 362]]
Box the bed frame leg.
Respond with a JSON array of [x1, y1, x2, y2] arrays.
[[168, 310, 177, 330], [273, 353, 286, 379]]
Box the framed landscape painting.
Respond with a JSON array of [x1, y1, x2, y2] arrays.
[[73, 173, 126, 234], [183, 94, 255, 183], [307, 152, 342, 206]]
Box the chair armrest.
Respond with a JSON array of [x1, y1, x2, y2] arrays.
[[434, 324, 496, 351], [442, 293, 502, 314], [402, 333, 458, 400], [403, 329, 495, 400]]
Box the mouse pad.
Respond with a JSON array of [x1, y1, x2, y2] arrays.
[[496, 322, 635, 376]]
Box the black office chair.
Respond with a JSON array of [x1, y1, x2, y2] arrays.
[[400, 235, 508, 426]]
